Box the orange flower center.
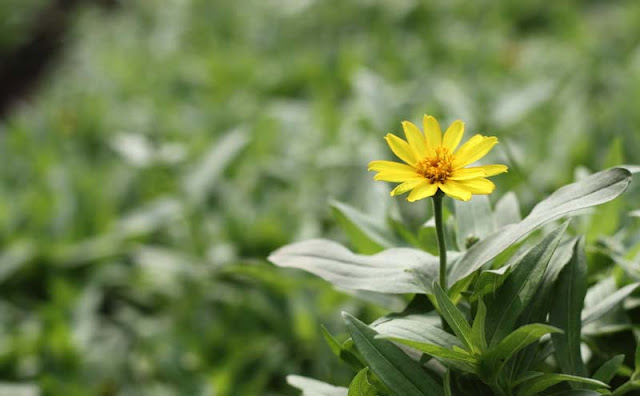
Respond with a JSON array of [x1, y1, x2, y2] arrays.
[[416, 147, 453, 184]]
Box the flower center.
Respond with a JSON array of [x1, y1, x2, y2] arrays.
[[416, 147, 453, 184]]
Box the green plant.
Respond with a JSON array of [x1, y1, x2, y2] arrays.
[[271, 165, 639, 395]]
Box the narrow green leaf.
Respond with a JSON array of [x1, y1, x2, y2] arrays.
[[343, 312, 443, 396], [433, 282, 476, 353], [444, 369, 452, 396], [373, 314, 463, 349], [348, 368, 377, 396], [471, 299, 488, 353], [469, 266, 511, 303], [378, 335, 478, 374], [287, 375, 348, 396], [450, 167, 632, 286], [330, 200, 394, 254], [321, 325, 364, 370], [482, 324, 562, 378], [582, 282, 640, 326], [485, 222, 568, 346], [516, 374, 608, 396], [593, 354, 624, 384], [550, 237, 588, 377], [269, 239, 439, 294]]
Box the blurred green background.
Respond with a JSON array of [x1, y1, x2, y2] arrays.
[[0, 1, 639, 395]]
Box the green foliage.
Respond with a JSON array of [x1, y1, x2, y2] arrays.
[[2, 0, 640, 395]]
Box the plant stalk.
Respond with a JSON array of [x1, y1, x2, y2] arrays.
[[432, 190, 447, 292], [612, 380, 640, 396]]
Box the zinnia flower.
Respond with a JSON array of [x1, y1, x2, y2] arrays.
[[368, 115, 507, 202]]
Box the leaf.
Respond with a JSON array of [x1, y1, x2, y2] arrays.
[[269, 239, 438, 294], [454, 195, 495, 251], [348, 368, 377, 396], [433, 282, 476, 353], [494, 192, 522, 229], [373, 314, 463, 350], [550, 237, 587, 377], [444, 369, 452, 396], [377, 336, 478, 374], [469, 266, 511, 303], [343, 312, 444, 396], [449, 167, 632, 286], [516, 373, 608, 396], [183, 128, 249, 203], [471, 299, 488, 353], [481, 324, 562, 378], [484, 222, 568, 346], [287, 375, 348, 396], [321, 325, 363, 370], [581, 282, 640, 326], [330, 200, 394, 254], [634, 339, 640, 380], [592, 354, 624, 384]]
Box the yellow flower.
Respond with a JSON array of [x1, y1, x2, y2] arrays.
[[368, 115, 507, 202]]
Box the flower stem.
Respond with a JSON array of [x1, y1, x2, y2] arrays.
[[612, 380, 640, 396], [432, 190, 447, 292]]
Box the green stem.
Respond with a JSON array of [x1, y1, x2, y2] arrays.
[[432, 190, 447, 292], [612, 380, 640, 396]]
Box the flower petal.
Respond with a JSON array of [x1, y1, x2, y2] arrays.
[[456, 177, 495, 195], [452, 135, 498, 168], [476, 164, 508, 177], [407, 181, 438, 202], [423, 115, 442, 153], [368, 160, 416, 173], [449, 167, 486, 181], [442, 120, 465, 152], [385, 134, 418, 165], [402, 121, 427, 158], [439, 180, 472, 201], [390, 178, 424, 196]]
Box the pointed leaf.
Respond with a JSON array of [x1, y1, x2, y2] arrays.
[[450, 167, 632, 286], [343, 312, 443, 396], [494, 192, 522, 228], [516, 374, 608, 396], [582, 282, 640, 326], [331, 200, 394, 254], [433, 282, 475, 353], [269, 239, 438, 294], [550, 237, 587, 377], [484, 222, 568, 346], [482, 324, 562, 378], [377, 336, 478, 374], [593, 354, 624, 384], [348, 368, 377, 396], [373, 314, 463, 349], [471, 299, 488, 353]]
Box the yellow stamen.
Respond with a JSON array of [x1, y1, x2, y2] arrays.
[[416, 147, 453, 184]]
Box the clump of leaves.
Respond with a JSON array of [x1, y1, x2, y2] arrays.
[[271, 166, 640, 395]]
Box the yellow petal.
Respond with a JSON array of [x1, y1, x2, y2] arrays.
[[449, 167, 486, 181], [407, 181, 438, 202], [374, 171, 421, 182], [368, 160, 416, 173], [390, 178, 424, 196], [423, 115, 442, 153], [476, 164, 508, 177], [452, 135, 498, 168], [456, 177, 495, 195], [402, 121, 427, 158], [442, 120, 465, 152], [384, 134, 418, 165], [439, 180, 472, 201]]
